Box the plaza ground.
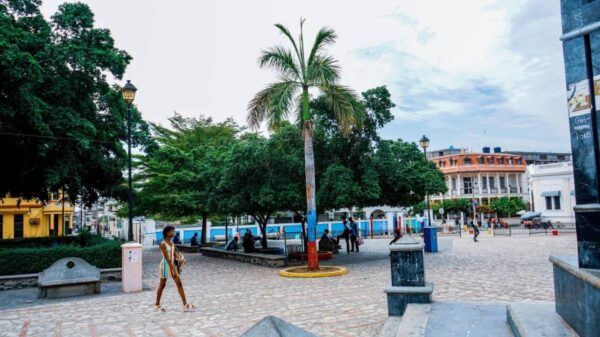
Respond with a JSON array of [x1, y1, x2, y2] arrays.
[[0, 234, 577, 337]]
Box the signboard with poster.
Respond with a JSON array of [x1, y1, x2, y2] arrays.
[[568, 77, 598, 205], [567, 79, 592, 117]]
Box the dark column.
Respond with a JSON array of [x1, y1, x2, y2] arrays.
[[385, 235, 433, 316], [554, 2, 600, 336], [560, 0, 600, 269]]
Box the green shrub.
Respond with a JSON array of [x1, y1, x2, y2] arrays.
[[0, 231, 106, 250], [0, 240, 121, 276], [0, 236, 79, 249]]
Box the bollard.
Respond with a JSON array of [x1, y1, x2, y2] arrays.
[[385, 235, 433, 316], [121, 242, 143, 293], [423, 226, 438, 252]]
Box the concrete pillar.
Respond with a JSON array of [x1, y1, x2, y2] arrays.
[[505, 173, 510, 194], [385, 235, 433, 316], [486, 173, 491, 194], [121, 242, 143, 293], [516, 173, 521, 194], [457, 174, 462, 196], [478, 173, 483, 195], [496, 173, 500, 194]]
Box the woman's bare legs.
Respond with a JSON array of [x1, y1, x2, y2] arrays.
[[155, 278, 167, 306], [173, 276, 188, 306]]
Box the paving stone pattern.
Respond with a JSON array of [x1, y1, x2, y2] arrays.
[[0, 235, 576, 337]]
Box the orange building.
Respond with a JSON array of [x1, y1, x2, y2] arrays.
[[430, 152, 528, 206]]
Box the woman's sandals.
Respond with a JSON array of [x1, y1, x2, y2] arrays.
[[183, 303, 196, 312], [154, 305, 166, 312]]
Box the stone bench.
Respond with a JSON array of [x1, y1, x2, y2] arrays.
[[38, 257, 101, 299], [174, 244, 201, 253], [200, 247, 286, 268]]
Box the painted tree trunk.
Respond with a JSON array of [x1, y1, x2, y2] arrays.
[[300, 218, 308, 253], [201, 213, 208, 244], [303, 119, 319, 270]]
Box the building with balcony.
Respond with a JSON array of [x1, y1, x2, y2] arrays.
[[0, 192, 74, 239], [430, 152, 528, 206]]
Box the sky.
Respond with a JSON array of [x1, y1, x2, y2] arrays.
[[41, 0, 571, 153]]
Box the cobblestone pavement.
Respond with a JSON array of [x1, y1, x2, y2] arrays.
[[0, 235, 577, 337]]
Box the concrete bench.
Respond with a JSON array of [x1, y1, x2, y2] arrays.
[[38, 257, 101, 299], [200, 247, 286, 268], [213, 234, 226, 241], [174, 244, 201, 253]]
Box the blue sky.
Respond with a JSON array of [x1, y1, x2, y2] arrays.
[[42, 0, 571, 153]]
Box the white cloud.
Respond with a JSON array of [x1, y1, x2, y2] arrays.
[[39, 0, 571, 151]]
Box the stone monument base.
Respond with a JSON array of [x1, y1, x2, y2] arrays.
[[550, 255, 600, 337], [384, 283, 433, 316]]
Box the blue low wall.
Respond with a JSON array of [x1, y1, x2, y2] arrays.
[[154, 219, 391, 243]]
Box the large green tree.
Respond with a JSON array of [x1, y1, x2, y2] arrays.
[[0, 1, 151, 204], [135, 114, 239, 243], [491, 197, 525, 218], [371, 140, 446, 208], [313, 86, 393, 210], [247, 20, 360, 269], [218, 128, 305, 248]]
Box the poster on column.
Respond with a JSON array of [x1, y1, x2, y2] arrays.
[[567, 79, 592, 117], [568, 78, 597, 203]]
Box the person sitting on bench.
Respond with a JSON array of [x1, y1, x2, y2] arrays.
[[225, 236, 239, 251], [243, 230, 257, 253], [319, 229, 339, 254]]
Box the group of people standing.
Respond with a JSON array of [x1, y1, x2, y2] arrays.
[[335, 217, 361, 253]]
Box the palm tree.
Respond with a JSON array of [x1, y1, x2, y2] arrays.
[[248, 19, 360, 270]]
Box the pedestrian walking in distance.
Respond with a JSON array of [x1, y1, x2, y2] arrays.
[[155, 226, 196, 312], [349, 217, 360, 252], [472, 221, 480, 242]]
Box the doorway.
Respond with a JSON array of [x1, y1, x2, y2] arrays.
[[53, 214, 59, 236], [14, 214, 24, 238]]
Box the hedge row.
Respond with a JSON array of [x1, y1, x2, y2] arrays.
[[0, 236, 80, 248], [0, 240, 121, 276], [0, 232, 106, 250]]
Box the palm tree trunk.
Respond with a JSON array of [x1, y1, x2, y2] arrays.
[[303, 118, 319, 270]]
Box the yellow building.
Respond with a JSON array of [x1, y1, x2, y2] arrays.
[[0, 193, 74, 239]]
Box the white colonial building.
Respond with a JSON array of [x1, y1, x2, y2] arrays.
[[526, 162, 576, 224]]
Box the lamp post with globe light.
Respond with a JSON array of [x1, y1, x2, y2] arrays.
[[121, 80, 137, 242], [419, 135, 431, 225]]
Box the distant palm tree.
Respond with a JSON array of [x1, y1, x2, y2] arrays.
[[248, 19, 360, 270]]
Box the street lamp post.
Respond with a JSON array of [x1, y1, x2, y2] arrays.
[[121, 80, 137, 242], [419, 135, 431, 225]]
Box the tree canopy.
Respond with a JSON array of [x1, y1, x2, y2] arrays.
[[134, 86, 447, 248], [134, 114, 240, 243], [0, 0, 151, 204], [218, 125, 305, 247], [491, 197, 526, 218]]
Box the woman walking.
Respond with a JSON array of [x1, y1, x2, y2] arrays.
[[155, 225, 195, 312]]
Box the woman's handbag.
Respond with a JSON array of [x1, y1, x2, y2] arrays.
[[174, 247, 186, 273], [356, 235, 365, 246]]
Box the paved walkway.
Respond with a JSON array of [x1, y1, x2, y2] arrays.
[[0, 235, 577, 337], [424, 302, 512, 337]]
